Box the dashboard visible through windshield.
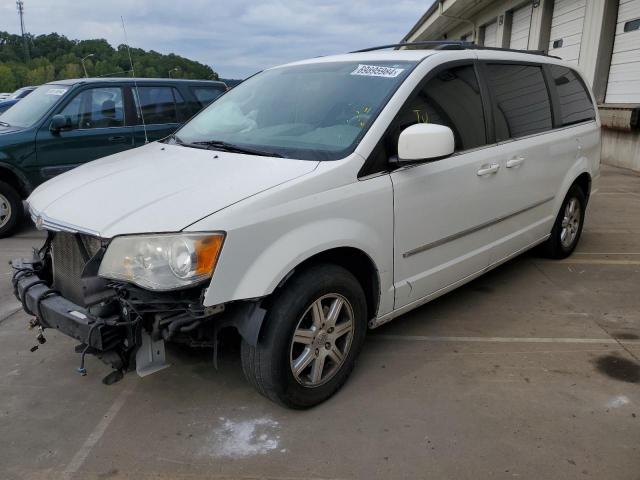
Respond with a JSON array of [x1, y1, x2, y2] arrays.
[[174, 61, 417, 160]]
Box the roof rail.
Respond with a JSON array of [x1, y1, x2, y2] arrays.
[[350, 41, 559, 58], [350, 41, 472, 53]]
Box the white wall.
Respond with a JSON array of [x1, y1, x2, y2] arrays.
[[602, 129, 640, 172], [406, 0, 640, 173]]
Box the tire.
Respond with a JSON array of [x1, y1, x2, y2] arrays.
[[0, 181, 23, 238], [541, 184, 586, 259], [241, 263, 368, 409]]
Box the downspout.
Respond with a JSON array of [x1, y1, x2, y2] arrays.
[[438, 1, 477, 43]]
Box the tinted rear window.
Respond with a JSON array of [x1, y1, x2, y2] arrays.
[[191, 86, 225, 106], [133, 86, 188, 124], [549, 65, 595, 126], [486, 64, 552, 141]]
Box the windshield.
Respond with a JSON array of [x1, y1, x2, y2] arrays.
[[0, 84, 69, 128], [174, 61, 416, 160]]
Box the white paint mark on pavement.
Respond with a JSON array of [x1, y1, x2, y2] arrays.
[[0, 303, 21, 323], [594, 191, 640, 198], [574, 252, 640, 256], [556, 258, 640, 265], [607, 395, 630, 409], [201, 417, 281, 458], [373, 335, 640, 344], [61, 386, 135, 479]]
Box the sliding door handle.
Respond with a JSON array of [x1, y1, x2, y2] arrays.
[[506, 156, 525, 168], [477, 163, 500, 176], [108, 135, 128, 143]]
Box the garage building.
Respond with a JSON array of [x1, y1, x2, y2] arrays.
[[403, 0, 640, 172]]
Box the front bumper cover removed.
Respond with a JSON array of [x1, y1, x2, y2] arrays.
[[12, 258, 123, 350], [10, 256, 268, 384], [10, 257, 143, 382]]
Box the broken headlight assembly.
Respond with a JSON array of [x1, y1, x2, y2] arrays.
[[98, 232, 225, 290]]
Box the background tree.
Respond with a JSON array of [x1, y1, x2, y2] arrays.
[[0, 30, 218, 92]]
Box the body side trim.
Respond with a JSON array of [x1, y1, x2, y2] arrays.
[[373, 234, 550, 328], [402, 195, 555, 258]]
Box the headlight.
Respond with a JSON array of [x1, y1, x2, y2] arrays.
[[98, 233, 225, 290]]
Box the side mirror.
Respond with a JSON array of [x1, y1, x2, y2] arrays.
[[397, 123, 455, 164], [50, 114, 72, 133]]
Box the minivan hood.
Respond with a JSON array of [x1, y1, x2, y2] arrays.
[[28, 142, 318, 238]]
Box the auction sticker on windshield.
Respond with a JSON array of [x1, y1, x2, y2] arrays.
[[46, 88, 67, 96], [351, 64, 405, 78]]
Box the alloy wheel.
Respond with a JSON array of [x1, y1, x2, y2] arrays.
[[0, 193, 11, 229], [560, 197, 581, 248], [289, 293, 354, 387]]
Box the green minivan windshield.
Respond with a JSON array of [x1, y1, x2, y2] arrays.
[[0, 84, 70, 128], [174, 61, 417, 160]]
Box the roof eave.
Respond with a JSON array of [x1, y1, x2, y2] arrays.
[[402, 1, 441, 42]]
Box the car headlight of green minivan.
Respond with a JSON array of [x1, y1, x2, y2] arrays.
[[98, 233, 225, 291]]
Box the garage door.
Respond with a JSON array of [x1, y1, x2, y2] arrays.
[[509, 3, 533, 50], [605, 0, 640, 104], [548, 0, 587, 63], [483, 21, 498, 47]]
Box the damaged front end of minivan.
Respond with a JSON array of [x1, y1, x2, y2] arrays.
[[11, 229, 266, 385]]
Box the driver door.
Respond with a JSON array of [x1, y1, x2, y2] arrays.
[[35, 86, 134, 182], [390, 62, 501, 309]]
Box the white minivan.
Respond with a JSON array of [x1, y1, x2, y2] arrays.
[[12, 43, 600, 408]]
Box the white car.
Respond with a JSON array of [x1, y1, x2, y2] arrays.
[[12, 43, 600, 408]]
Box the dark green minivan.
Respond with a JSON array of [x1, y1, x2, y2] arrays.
[[0, 77, 227, 237]]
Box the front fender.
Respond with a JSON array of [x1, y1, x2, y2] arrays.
[[198, 172, 394, 315], [0, 160, 34, 195], [261, 219, 376, 292], [204, 217, 388, 306]]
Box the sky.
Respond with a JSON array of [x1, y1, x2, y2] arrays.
[[0, 0, 434, 79]]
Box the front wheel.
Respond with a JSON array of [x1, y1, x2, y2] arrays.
[[0, 181, 24, 238], [241, 264, 367, 409], [541, 184, 586, 259]]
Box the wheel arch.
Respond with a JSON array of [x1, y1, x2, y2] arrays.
[[552, 157, 593, 220], [268, 246, 381, 321], [0, 162, 32, 199], [220, 246, 382, 348], [573, 171, 592, 204]]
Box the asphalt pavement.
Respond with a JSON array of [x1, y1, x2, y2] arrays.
[[0, 165, 638, 480]]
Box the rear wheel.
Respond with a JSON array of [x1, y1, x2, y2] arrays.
[[541, 184, 586, 259], [241, 264, 367, 409], [0, 181, 23, 238]]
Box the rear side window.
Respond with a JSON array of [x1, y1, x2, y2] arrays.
[[133, 86, 188, 124], [191, 86, 225, 106], [486, 64, 552, 141], [549, 65, 595, 126], [395, 65, 487, 151]]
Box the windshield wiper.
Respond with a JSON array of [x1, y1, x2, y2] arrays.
[[190, 140, 283, 158], [0, 121, 10, 127]]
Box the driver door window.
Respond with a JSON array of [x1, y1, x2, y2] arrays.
[[395, 65, 486, 151], [58, 87, 125, 130], [367, 64, 487, 174]]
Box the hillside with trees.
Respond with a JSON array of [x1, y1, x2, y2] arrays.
[[0, 31, 218, 92]]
